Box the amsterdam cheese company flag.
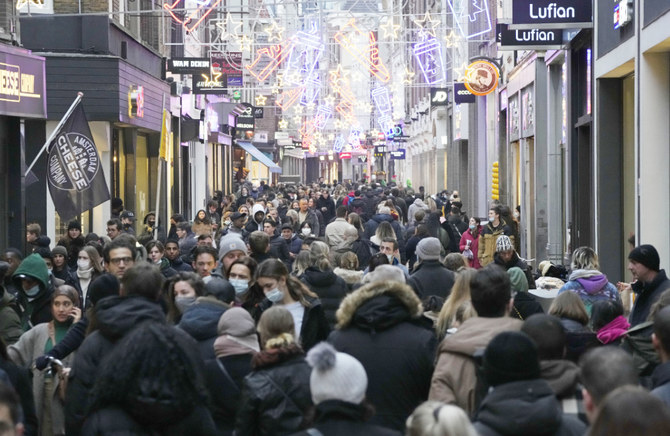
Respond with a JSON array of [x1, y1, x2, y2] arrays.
[[46, 103, 110, 221]]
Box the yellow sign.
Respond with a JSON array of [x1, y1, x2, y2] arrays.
[[464, 60, 500, 96], [159, 109, 170, 161]]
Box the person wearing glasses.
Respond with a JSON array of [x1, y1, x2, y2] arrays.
[[105, 219, 123, 240], [102, 238, 136, 279]]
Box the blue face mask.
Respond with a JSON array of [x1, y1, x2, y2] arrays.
[[230, 279, 249, 295], [24, 284, 40, 297], [469, 224, 476, 230], [265, 288, 284, 303], [489, 217, 495, 223]]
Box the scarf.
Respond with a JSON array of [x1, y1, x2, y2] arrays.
[[597, 316, 631, 344], [77, 267, 93, 280], [213, 335, 258, 358]]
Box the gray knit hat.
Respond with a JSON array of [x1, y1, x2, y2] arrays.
[[416, 237, 441, 261]]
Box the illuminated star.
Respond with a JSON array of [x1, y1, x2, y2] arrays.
[[305, 102, 316, 112], [286, 71, 302, 85], [324, 95, 336, 107], [271, 84, 281, 95], [201, 71, 223, 87], [236, 35, 253, 51], [334, 119, 343, 129], [292, 115, 302, 125], [265, 21, 285, 43], [350, 70, 365, 83], [453, 62, 469, 81], [329, 65, 349, 86], [292, 105, 304, 115], [328, 133, 335, 140], [255, 95, 268, 106], [380, 18, 401, 40], [215, 12, 243, 41], [402, 67, 416, 84], [413, 11, 440, 39], [444, 30, 459, 47], [278, 118, 289, 129]]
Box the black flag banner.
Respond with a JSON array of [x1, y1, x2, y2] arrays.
[[46, 103, 110, 221]]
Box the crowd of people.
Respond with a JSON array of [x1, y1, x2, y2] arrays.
[[1, 180, 670, 435]]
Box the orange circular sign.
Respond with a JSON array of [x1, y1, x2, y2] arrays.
[[464, 60, 500, 96]]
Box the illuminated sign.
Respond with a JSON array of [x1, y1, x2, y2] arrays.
[[284, 30, 325, 86], [192, 72, 226, 94], [390, 149, 406, 160], [246, 45, 288, 82], [334, 19, 390, 83], [313, 106, 332, 130], [374, 145, 387, 157], [464, 60, 499, 96], [164, 0, 223, 33], [333, 136, 345, 153], [128, 85, 144, 118], [511, 0, 593, 29], [339, 151, 352, 159], [372, 87, 392, 115], [413, 38, 447, 85], [447, 0, 492, 39], [454, 82, 475, 104], [430, 88, 449, 106], [0, 48, 46, 118], [496, 24, 562, 50], [167, 57, 210, 74]]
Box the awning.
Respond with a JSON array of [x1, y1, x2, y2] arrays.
[[236, 141, 282, 173]]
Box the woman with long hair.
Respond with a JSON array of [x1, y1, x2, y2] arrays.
[[235, 307, 312, 436], [548, 291, 599, 361], [9, 286, 82, 435], [435, 269, 477, 341], [459, 217, 482, 269], [370, 221, 395, 249], [253, 259, 330, 352], [347, 212, 364, 237], [226, 256, 258, 303], [192, 209, 212, 237], [165, 272, 206, 324], [82, 323, 216, 435], [292, 250, 312, 278], [71, 246, 103, 309]]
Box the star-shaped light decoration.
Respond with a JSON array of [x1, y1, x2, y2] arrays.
[[215, 12, 243, 41], [369, 128, 380, 137], [236, 35, 253, 51], [255, 95, 268, 106], [350, 70, 365, 83], [328, 133, 335, 140], [292, 115, 302, 125], [271, 84, 281, 95], [201, 71, 223, 87], [453, 62, 469, 81], [334, 119, 343, 129], [380, 18, 401, 40], [286, 70, 302, 85], [292, 105, 304, 115], [402, 67, 416, 85], [278, 118, 289, 129], [413, 11, 440, 39], [265, 21, 285, 43], [323, 94, 336, 107], [444, 30, 460, 48], [305, 101, 316, 112], [329, 65, 349, 86]]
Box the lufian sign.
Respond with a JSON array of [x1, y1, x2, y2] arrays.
[[511, 0, 592, 29]]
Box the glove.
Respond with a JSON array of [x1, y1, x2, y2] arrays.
[[35, 355, 51, 371]]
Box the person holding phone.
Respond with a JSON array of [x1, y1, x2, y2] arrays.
[[8, 285, 81, 435]]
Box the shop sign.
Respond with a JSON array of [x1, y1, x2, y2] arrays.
[[464, 60, 499, 96], [430, 88, 449, 107], [236, 103, 255, 130], [192, 72, 226, 94], [211, 53, 243, 87], [167, 57, 210, 74], [254, 107, 264, 118], [357, 156, 367, 163], [511, 0, 593, 29], [0, 46, 46, 118], [390, 149, 406, 160], [339, 152, 352, 159], [128, 85, 144, 118], [254, 131, 268, 143], [232, 90, 241, 100], [454, 82, 475, 104], [496, 24, 563, 50], [374, 145, 387, 157]]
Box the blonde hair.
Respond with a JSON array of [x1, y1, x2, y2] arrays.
[[435, 269, 477, 339], [257, 306, 296, 349], [549, 291, 589, 325], [570, 246, 600, 271], [338, 252, 359, 271], [406, 401, 478, 436]]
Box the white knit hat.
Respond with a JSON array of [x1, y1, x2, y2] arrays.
[[306, 342, 367, 405], [496, 235, 513, 253]]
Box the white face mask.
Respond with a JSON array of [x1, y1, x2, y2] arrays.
[[301, 228, 311, 236], [230, 279, 249, 295], [77, 259, 91, 270], [386, 254, 394, 263], [266, 288, 284, 303], [25, 284, 40, 297]]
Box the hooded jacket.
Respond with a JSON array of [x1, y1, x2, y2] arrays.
[[473, 379, 586, 436], [178, 296, 230, 360], [429, 316, 522, 417], [65, 296, 166, 435], [329, 281, 436, 431], [301, 267, 349, 329], [245, 204, 266, 233], [558, 269, 620, 314], [13, 253, 53, 330], [290, 400, 401, 436], [0, 288, 21, 344], [363, 214, 403, 242], [407, 199, 429, 227]]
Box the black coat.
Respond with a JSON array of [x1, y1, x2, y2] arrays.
[[474, 379, 586, 436], [511, 292, 545, 321], [204, 354, 254, 435], [363, 214, 403, 242], [235, 346, 312, 436], [301, 268, 349, 329], [630, 269, 670, 327], [0, 358, 38, 436], [329, 281, 436, 431], [316, 196, 336, 225], [169, 255, 194, 272], [290, 400, 401, 436], [65, 296, 166, 435], [493, 252, 537, 289], [407, 260, 455, 300], [178, 297, 229, 360]]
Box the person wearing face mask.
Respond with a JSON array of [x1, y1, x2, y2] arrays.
[[12, 253, 54, 331], [298, 221, 316, 242], [251, 259, 330, 352], [166, 272, 206, 324], [459, 217, 482, 269], [70, 246, 104, 310], [226, 256, 258, 305], [137, 212, 167, 246]]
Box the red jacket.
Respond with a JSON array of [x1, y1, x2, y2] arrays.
[[459, 228, 481, 269]]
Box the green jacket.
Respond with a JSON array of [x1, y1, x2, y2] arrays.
[[0, 288, 22, 344], [11, 253, 53, 330]]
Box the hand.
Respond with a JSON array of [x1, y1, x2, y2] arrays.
[[70, 307, 82, 324], [439, 216, 446, 224], [616, 282, 632, 293]]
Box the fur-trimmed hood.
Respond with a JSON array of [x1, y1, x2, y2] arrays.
[[333, 267, 364, 285], [335, 280, 423, 330]]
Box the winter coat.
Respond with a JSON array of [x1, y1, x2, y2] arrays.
[[629, 269, 670, 327], [325, 218, 355, 249], [0, 357, 38, 436], [473, 379, 587, 436], [290, 400, 401, 436], [363, 214, 404, 242], [178, 232, 198, 258], [493, 252, 537, 289], [540, 359, 586, 423], [204, 354, 254, 435], [301, 267, 349, 329], [329, 280, 437, 431], [235, 345, 312, 436], [429, 316, 522, 417], [511, 292, 544, 321], [0, 287, 21, 345], [407, 260, 455, 300], [65, 296, 166, 435], [333, 268, 364, 291], [652, 361, 670, 406], [621, 321, 660, 377], [459, 228, 481, 269], [9, 321, 76, 435], [13, 253, 54, 331], [316, 196, 336, 225], [558, 270, 620, 314], [558, 318, 600, 363], [155, 257, 178, 278], [82, 403, 217, 436], [178, 296, 230, 360], [57, 235, 85, 270], [270, 234, 292, 266], [169, 255, 194, 272], [405, 234, 427, 271], [193, 221, 213, 237], [297, 210, 320, 236], [478, 222, 515, 267], [350, 239, 375, 271]]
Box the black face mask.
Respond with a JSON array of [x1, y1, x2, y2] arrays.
[[148, 221, 156, 227]]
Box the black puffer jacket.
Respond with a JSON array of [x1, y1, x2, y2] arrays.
[[204, 354, 254, 435], [474, 379, 586, 436], [235, 345, 312, 436], [407, 260, 455, 299], [65, 296, 166, 435], [301, 267, 349, 329], [329, 281, 437, 431], [290, 400, 401, 436]]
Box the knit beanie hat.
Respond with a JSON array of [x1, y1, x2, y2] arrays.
[[306, 342, 367, 405], [496, 235, 513, 253], [628, 244, 660, 272], [218, 234, 248, 259], [416, 237, 441, 261], [217, 308, 260, 352], [68, 220, 82, 231], [483, 331, 541, 387], [88, 274, 120, 306], [51, 246, 68, 258], [507, 267, 529, 293]]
